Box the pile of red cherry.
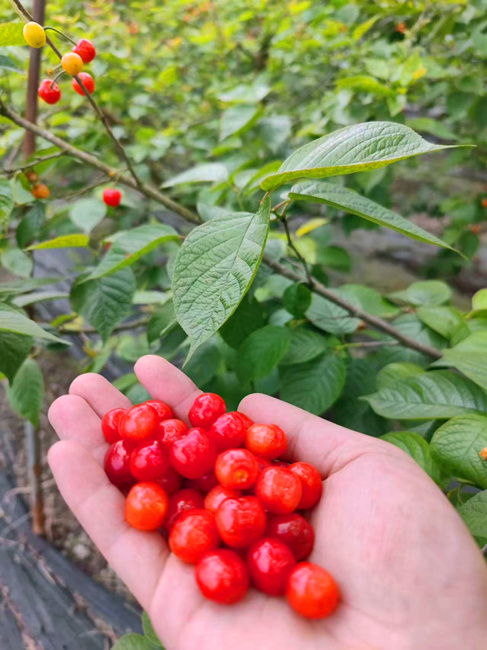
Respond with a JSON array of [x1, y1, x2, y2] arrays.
[[103, 393, 339, 619]]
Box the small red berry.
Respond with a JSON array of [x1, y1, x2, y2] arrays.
[[245, 423, 287, 460], [155, 467, 182, 496], [165, 488, 204, 530], [289, 462, 323, 509], [158, 418, 188, 448], [103, 188, 122, 207], [196, 549, 249, 604], [215, 496, 266, 548], [38, 79, 61, 104], [101, 408, 126, 443], [169, 509, 220, 563], [72, 72, 95, 96], [125, 482, 168, 531], [130, 439, 170, 481], [204, 485, 241, 516], [185, 471, 218, 494], [210, 411, 248, 451], [267, 513, 315, 561], [168, 428, 217, 479], [144, 399, 174, 421], [247, 537, 296, 596], [104, 440, 135, 489], [255, 466, 302, 514], [31, 183, 50, 199], [286, 562, 339, 619], [215, 449, 260, 490], [72, 38, 96, 63], [482, 198, 487, 208], [189, 393, 226, 428], [120, 403, 159, 441]]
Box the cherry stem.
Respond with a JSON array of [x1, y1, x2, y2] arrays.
[[52, 70, 65, 85], [44, 26, 77, 46]]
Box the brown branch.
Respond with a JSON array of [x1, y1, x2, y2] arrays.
[[3, 151, 65, 174], [58, 316, 150, 334]]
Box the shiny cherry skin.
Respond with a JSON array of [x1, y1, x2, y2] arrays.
[[215, 449, 259, 490], [144, 399, 174, 421], [185, 471, 218, 494], [169, 509, 220, 563], [155, 467, 182, 496], [245, 423, 287, 460], [215, 496, 266, 549], [101, 408, 126, 443], [120, 403, 159, 441], [38, 79, 61, 104], [236, 412, 253, 429], [188, 393, 226, 428], [286, 562, 339, 619], [196, 549, 249, 604], [267, 513, 315, 561], [247, 537, 296, 596], [130, 439, 170, 481], [255, 466, 302, 514], [204, 485, 241, 516], [169, 428, 217, 479], [165, 488, 204, 530], [72, 38, 96, 63], [210, 411, 248, 451], [104, 440, 135, 489], [289, 462, 323, 509], [125, 482, 168, 531], [103, 188, 122, 207], [158, 418, 188, 448], [72, 72, 95, 96]]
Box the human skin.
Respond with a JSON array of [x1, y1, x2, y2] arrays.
[[48, 355, 487, 650]]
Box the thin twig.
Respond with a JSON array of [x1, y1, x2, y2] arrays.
[[55, 178, 109, 201], [3, 150, 65, 174], [281, 214, 313, 287]]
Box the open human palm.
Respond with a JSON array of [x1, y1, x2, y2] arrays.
[[48, 356, 487, 650]]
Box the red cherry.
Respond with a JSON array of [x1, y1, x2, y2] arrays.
[[215, 449, 259, 490], [255, 466, 302, 514], [165, 488, 204, 531], [482, 198, 487, 208], [245, 423, 287, 460], [158, 418, 188, 448], [101, 408, 126, 443], [168, 428, 216, 479], [125, 482, 168, 531], [155, 467, 182, 496], [286, 562, 339, 619], [215, 496, 266, 548], [236, 412, 254, 429], [104, 440, 135, 489], [144, 399, 174, 421], [72, 72, 95, 96], [72, 38, 96, 63], [188, 393, 226, 428], [204, 485, 241, 516], [210, 411, 249, 451], [185, 471, 218, 494], [120, 403, 159, 441], [169, 509, 220, 563], [247, 537, 296, 596], [196, 549, 249, 604], [130, 439, 170, 481], [103, 188, 122, 207], [38, 79, 61, 104], [267, 513, 315, 561], [289, 462, 323, 509]]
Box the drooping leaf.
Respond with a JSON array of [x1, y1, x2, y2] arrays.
[[70, 198, 107, 234], [28, 234, 90, 250], [0, 22, 25, 47], [433, 331, 487, 392], [7, 359, 44, 427], [0, 331, 33, 382], [236, 326, 291, 381], [163, 163, 229, 188], [458, 491, 487, 538], [381, 431, 449, 488], [306, 292, 360, 335], [0, 303, 68, 344]]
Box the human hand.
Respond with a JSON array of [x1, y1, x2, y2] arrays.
[[48, 355, 487, 650]]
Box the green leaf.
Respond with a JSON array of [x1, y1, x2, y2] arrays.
[[112, 634, 157, 650], [142, 612, 163, 647], [289, 182, 454, 251], [279, 351, 346, 415], [376, 362, 425, 390], [430, 414, 487, 488], [88, 225, 179, 279], [173, 198, 271, 359], [283, 283, 311, 318], [0, 303, 68, 344], [406, 117, 460, 142], [280, 326, 329, 366], [433, 331, 487, 392], [70, 268, 136, 342], [220, 105, 260, 141], [184, 341, 221, 386], [417, 306, 466, 340], [0, 22, 25, 47], [0, 177, 14, 231], [365, 370, 487, 420], [236, 326, 291, 381], [261, 122, 457, 192], [0, 277, 62, 295], [337, 75, 393, 97], [16, 202, 46, 248], [7, 359, 44, 427], [219, 295, 267, 349], [317, 246, 351, 272], [458, 491, 487, 538], [1, 248, 33, 277], [163, 163, 229, 187], [70, 199, 107, 234], [13, 291, 69, 307], [390, 281, 452, 306], [0, 54, 21, 72], [339, 284, 399, 317], [28, 234, 90, 250], [148, 299, 178, 344], [306, 292, 360, 335], [113, 372, 138, 392], [0, 331, 33, 382], [381, 431, 449, 488], [471, 288, 487, 316]]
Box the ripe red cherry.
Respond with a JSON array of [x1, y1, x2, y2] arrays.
[[267, 513, 315, 561], [245, 423, 287, 460], [185, 471, 218, 494], [125, 482, 168, 531], [286, 562, 339, 619], [236, 412, 253, 429], [158, 418, 188, 448], [120, 403, 159, 441], [204, 485, 241, 516], [72, 72, 95, 96], [38, 79, 61, 104], [130, 439, 170, 481], [289, 462, 323, 509], [215, 449, 259, 490], [169, 428, 217, 479], [165, 488, 204, 530], [144, 399, 173, 421], [72, 38, 96, 63], [155, 467, 181, 496], [103, 188, 122, 207], [255, 466, 302, 514], [196, 549, 249, 604], [247, 537, 296, 596], [104, 440, 135, 489], [101, 407, 126, 443], [210, 411, 249, 451], [215, 496, 266, 548], [169, 509, 220, 563], [188, 393, 226, 428]]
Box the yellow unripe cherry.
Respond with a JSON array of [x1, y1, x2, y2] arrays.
[[61, 52, 84, 76], [23, 22, 46, 48]]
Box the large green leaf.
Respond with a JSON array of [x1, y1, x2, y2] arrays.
[[1, 248, 33, 277], [0, 277, 62, 295], [280, 326, 329, 366], [430, 414, 487, 488], [147, 299, 178, 344], [458, 491, 487, 538], [434, 331, 487, 392], [376, 362, 425, 390], [289, 182, 453, 251], [390, 280, 452, 306], [236, 326, 291, 381], [381, 431, 449, 487], [417, 306, 467, 341], [219, 296, 267, 349], [7, 359, 44, 427], [0, 22, 25, 47], [0, 303, 68, 344], [364, 370, 487, 420], [70, 198, 107, 233], [16, 202, 46, 248], [306, 292, 360, 335], [163, 163, 229, 187], [28, 234, 90, 250], [0, 331, 33, 382], [261, 122, 456, 191], [173, 198, 271, 358], [0, 178, 14, 231], [339, 284, 399, 317]]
